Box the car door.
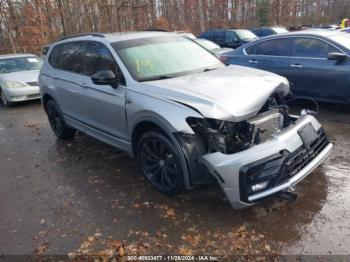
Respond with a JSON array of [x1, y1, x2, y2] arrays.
[[213, 31, 226, 47], [77, 41, 128, 141], [239, 38, 291, 78], [288, 37, 350, 102], [48, 41, 86, 121]]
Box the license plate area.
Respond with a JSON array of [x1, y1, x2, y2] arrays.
[[298, 123, 318, 149]]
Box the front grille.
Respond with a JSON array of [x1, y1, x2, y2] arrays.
[[26, 81, 39, 86], [240, 128, 330, 203], [27, 94, 40, 99], [276, 129, 329, 185]]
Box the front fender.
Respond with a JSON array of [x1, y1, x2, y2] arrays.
[[126, 90, 204, 189]]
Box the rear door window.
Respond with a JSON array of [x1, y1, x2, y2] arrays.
[[291, 37, 339, 58], [49, 41, 84, 74], [245, 38, 290, 56]]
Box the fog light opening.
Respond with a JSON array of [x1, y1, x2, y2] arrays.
[[251, 181, 269, 192]]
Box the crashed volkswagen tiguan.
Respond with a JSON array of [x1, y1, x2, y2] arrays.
[[39, 32, 333, 209]]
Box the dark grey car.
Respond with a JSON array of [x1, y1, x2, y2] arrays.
[[225, 30, 350, 104], [199, 29, 258, 49], [251, 27, 289, 38]]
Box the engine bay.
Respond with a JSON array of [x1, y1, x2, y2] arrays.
[[186, 95, 297, 154]]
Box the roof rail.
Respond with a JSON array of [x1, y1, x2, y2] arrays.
[[60, 33, 105, 41]]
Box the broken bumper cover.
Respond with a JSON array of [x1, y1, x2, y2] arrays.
[[200, 115, 333, 209]]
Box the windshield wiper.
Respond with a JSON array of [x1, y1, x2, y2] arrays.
[[139, 74, 174, 82], [202, 67, 218, 72]]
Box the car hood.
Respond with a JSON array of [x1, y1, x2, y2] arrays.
[[141, 65, 290, 122], [0, 70, 39, 84]]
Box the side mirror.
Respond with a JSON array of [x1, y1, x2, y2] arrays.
[[327, 52, 347, 62], [91, 70, 118, 88]]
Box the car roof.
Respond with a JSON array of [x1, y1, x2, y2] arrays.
[[255, 29, 345, 39], [104, 31, 177, 42], [202, 28, 250, 33], [281, 29, 342, 37], [252, 26, 286, 30], [0, 53, 36, 60], [56, 31, 177, 44]]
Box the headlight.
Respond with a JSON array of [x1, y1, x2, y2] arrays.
[[186, 117, 255, 154], [4, 81, 27, 88]]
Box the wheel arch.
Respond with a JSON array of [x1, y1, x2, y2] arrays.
[[130, 116, 193, 189], [42, 93, 55, 112]]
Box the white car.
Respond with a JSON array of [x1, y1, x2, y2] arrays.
[[0, 54, 43, 106]]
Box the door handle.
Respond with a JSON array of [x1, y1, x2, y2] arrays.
[[290, 63, 303, 68], [52, 73, 58, 79], [80, 83, 88, 88], [249, 59, 259, 64]]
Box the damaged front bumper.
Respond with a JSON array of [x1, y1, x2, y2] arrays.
[[200, 114, 333, 209]]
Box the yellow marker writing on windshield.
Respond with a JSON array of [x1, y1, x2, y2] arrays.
[[136, 58, 154, 72]]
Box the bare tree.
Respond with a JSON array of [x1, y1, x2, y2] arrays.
[[1, 0, 350, 54]]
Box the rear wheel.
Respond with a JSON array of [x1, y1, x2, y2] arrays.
[[45, 100, 76, 139], [137, 131, 185, 195]]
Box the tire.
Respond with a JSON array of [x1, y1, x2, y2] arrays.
[[137, 131, 185, 195], [0, 89, 12, 107], [45, 99, 76, 139]]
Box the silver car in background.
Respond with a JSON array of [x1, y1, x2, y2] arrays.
[[39, 32, 333, 209], [0, 54, 42, 106], [194, 38, 234, 57]]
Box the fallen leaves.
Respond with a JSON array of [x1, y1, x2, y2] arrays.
[[179, 246, 193, 256], [24, 122, 40, 130], [34, 242, 49, 255], [182, 234, 201, 247], [68, 233, 129, 260], [88, 176, 104, 185], [153, 204, 177, 220]]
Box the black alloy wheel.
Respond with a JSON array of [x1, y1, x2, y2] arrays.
[[45, 100, 76, 139], [138, 132, 184, 195]]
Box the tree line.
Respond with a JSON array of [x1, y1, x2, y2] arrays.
[[1, 0, 350, 55]]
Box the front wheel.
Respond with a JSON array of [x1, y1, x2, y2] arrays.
[[45, 100, 76, 139], [137, 131, 185, 195], [1, 89, 12, 107]]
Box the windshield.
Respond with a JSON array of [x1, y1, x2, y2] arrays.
[[195, 39, 220, 50], [235, 30, 258, 40], [329, 33, 350, 50], [112, 36, 223, 82], [273, 27, 289, 34], [0, 56, 43, 74]]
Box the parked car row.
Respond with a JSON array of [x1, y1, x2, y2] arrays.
[[0, 28, 341, 209]]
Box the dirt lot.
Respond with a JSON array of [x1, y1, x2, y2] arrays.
[[0, 101, 350, 258]]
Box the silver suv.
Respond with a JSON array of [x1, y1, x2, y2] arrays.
[[39, 32, 333, 209]]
